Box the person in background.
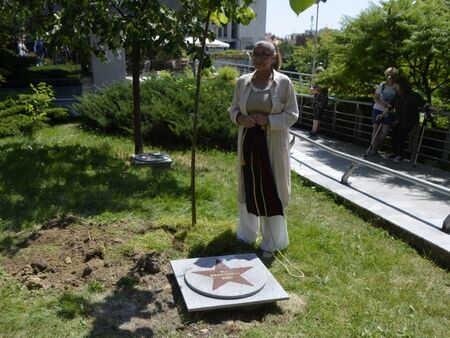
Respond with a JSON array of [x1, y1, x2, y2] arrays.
[[309, 66, 328, 138], [369, 67, 398, 155], [229, 40, 299, 258], [17, 38, 28, 57], [388, 75, 435, 162], [34, 39, 45, 66]]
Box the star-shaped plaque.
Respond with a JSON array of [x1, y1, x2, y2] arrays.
[[192, 259, 254, 290]]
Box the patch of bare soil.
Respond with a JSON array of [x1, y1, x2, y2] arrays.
[[3, 224, 128, 291], [1, 219, 306, 337]]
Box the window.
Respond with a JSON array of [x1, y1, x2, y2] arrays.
[[222, 24, 228, 38], [231, 22, 238, 39]]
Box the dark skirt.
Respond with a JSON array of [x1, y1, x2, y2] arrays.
[[242, 126, 283, 217]]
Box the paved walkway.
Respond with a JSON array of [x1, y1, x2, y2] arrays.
[[289, 127, 450, 267]]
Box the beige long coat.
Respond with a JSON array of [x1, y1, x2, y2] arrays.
[[229, 70, 299, 208]]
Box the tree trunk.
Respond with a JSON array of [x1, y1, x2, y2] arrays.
[[132, 35, 143, 154], [191, 10, 212, 225]]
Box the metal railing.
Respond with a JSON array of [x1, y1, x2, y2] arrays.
[[214, 60, 313, 89], [297, 93, 450, 167], [289, 130, 450, 231]]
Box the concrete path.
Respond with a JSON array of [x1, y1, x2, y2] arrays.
[[289, 127, 450, 267]]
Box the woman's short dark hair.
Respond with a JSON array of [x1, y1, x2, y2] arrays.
[[394, 74, 412, 93]]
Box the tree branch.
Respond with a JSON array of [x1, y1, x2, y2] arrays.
[[430, 79, 450, 92]]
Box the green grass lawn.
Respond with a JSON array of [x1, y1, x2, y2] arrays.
[[0, 124, 449, 337]]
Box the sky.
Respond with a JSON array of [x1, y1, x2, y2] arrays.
[[266, 0, 382, 37]]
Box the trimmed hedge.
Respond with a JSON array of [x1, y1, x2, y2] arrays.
[[75, 73, 238, 150]]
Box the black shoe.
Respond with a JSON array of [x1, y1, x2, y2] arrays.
[[309, 132, 318, 139], [260, 250, 275, 266]]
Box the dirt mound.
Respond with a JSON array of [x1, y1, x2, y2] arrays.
[[4, 226, 124, 290], [41, 213, 80, 229], [2, 224, 305, 336]]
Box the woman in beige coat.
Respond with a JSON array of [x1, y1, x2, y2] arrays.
[[229, 40, 299, 256]]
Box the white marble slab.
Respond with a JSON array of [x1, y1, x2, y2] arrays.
[[170, 253, 289, 312]]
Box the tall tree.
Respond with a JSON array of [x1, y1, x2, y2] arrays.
[[319, 0, 449, 102], [398, 0, 450, 102], [42, 0, 186, 154], [289, 28, 335, 74], [183, 0, 255, 224], [0, 0, 50, 47], [8, 0, 256, 225]]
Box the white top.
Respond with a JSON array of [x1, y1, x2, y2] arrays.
[[246, 83, 272, 115], [373, 82, 396, 111]]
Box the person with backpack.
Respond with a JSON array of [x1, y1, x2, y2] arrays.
[[369, 67, 398, 155]]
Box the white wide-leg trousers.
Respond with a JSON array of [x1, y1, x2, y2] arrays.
[[237, 203, 289, 252]]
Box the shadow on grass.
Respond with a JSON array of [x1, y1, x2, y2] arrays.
[[87, 284, 157, 337], [188, 229, 258, 258], [0, 141, 189, 253], [65, 265, 159, 337]]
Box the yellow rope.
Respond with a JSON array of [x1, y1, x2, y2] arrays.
[[266, 218, 305, 279]]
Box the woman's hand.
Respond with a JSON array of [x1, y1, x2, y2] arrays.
[[252, 114, 269, 126], [237, 114, 256, 128]]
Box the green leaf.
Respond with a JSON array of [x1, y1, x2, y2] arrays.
[[217, 12, 228, 25], [289, 0, 317, 16], [238, 7, 256, 25]]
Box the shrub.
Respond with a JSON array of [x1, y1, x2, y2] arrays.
[[0, 82, 68, 137], [75, 73, 238, 150], [217, 67, 239, 81]]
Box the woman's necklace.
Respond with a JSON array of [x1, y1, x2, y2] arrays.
[[252, 71, 273, 89]]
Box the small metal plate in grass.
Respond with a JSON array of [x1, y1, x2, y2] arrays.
[[170, 253, 289, 312], [131, 152, 172, 168]]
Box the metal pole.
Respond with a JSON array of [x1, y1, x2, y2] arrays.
[[312, 0, 320, 73], [413, 120, 427, 167]]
